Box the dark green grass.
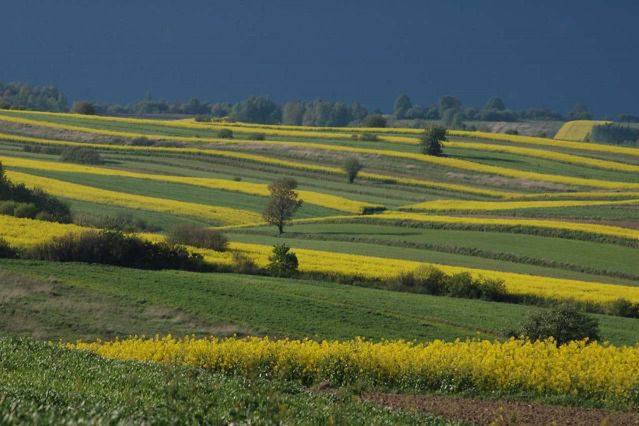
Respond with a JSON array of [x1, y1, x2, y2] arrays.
[[464, 205, 639, 221], [233, 223, 639, 278], [0, 338, 454, 425], [2, 260, 639, 345]]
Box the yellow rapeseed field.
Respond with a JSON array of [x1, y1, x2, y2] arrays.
[[219, 242, 639, 304], [0, 215, 637, 304], [445, 141, 639, 173], [0, 132, 512, 198], [68, 335, 639, 404], [450, 129, 639, 158], [5, 170, 262, 226], [554, 120, 611, 141], [0, 156, 378, 214]]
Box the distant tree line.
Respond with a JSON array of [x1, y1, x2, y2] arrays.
[[0, 81, 67, 111], [590, 123, 639, 146], [5, 80, 639, 128]]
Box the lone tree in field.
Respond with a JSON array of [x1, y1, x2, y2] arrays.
[[343, 157, 363, 183], [421, 126, 447, 156], [263, 178, 303, 234]]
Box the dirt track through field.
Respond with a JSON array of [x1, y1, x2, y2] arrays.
[[364, 393, 639, 425]]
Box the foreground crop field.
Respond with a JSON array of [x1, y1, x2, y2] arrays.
[[1, 109, 639, 422]]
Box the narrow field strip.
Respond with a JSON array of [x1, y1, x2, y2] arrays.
[[451, 129, 639, 158], [445, 141, 639, 173], [68, 335, 639, 406], [0, 132, 512, 198], [1, 215, 638, 304], [0, 155, 378, 214], [555, 120, 611, 141], [281, 212, 639, 243], [1, 113, 634, 190], [403, 199, 639, 212], [5, 170, 262, 226], [511, 191, 639, 201], [0, 109, 419, 143]]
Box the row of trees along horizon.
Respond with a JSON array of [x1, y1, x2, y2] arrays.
[[3, 80, 639, 127]]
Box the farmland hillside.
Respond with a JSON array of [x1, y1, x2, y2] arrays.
[[1, 108, 639, 424]]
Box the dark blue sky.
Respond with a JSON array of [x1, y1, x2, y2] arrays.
[[2, 0, 637, 115]]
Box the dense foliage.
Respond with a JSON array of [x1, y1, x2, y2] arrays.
[[591, 123, 639, 145], [167, 224, 229, 251], [29, 230, 208, 271], [0, 81, 67, 111], [0, 163, 71, 222]]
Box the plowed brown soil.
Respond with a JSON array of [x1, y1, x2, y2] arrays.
[[364, 393, 639, 425]]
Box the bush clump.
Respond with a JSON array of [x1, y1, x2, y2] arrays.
[[248, 133, 266, 140], [267, 244, 298, 278], [0, 237, 17, 258], [29, 230, 208, 271], [396, 266, 508, 301], [217, 129, 234, 139], [60, 147, 104, 165], [0, 164, 71, 223], [73, 213, 158, 233], [23, 145, 64, 155], [167, 224, 229, 252], [129, 136, 155, 146], [518, 304, 600, 345]]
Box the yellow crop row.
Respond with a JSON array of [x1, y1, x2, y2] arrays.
[[0, 109, 418, 144], [451, 129, 639, 158], [5, 170, 262, 226], [2, 112, 633, 190], [68, 336, 639, 403], [0, 156, 378, 214], [0, 215, 86, 248], [1, 215, 637, 304], [222, 241, 639, 304], [445, 141, 639, 173], [404, 199, 639, 212], [0, 132, 512, 198], [554, 120, 611, 142]]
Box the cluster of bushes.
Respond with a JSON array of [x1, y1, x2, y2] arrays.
[[167, 224, 228, 251], [396, 266, 509, 302], [0, 164, 71, 222], [590, 123, 639, 146], [23, 144, 64, 155], [217, 129, 233, 139], [30, 230, 208, 271], [74, 213, 159, 233], [508, 304, 600, 345], [129, 136, 155, 146], [60, 147, 104, 164]]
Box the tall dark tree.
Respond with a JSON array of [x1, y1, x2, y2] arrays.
[[422, 126, 447, 156], [230, 96, 281, 124], [343, 157, 364, 183], [393, 94, 413, 119], [484, 96, 506, 111], [263, 178, 303, 234], [568, 103, 593, 120], [438, 96, 463, 115]]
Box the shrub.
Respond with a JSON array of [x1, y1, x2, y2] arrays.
[[607, 298, 639, 318], [363, 115, 387, 128], [71, 101, 96, 115], [217, 129, 234, 139], [267, 244, 298, 278], [29, 230, 207, 271], [421, 126, 446, 156], [504, 129, 519, 135], [60, 147, 104, 165], [129, 136, 154, 146], [397, 265, 446, 295], [167, 224, 228, 252], [0, 237, 17, 258], [519, 304, 600, 345], [73, 213, 158, 233], [231, 251, 260, 274], [194, 115, 211, 122], [446, 272, 482, 299], [248, 133, 266, 140], [342, 157, 363, 184]]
